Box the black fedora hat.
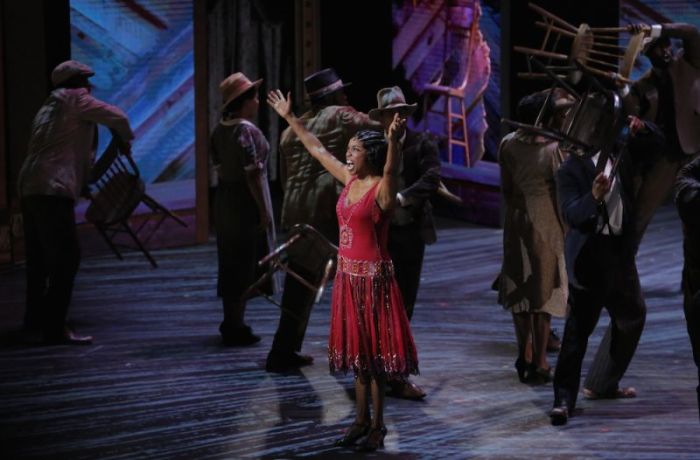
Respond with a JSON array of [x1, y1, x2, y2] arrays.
[[304, 68, 351, 101]]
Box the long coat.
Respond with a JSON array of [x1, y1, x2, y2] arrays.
[[498, 132, 567, 316]]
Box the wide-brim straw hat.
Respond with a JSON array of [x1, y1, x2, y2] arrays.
[[220, 72, 262, 111], [368, 86, 417, 120]]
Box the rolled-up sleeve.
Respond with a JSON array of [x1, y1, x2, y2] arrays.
[[77, 93, 134, 141], [238, 125, 263, 172]]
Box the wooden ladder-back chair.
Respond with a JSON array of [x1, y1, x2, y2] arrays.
[[514, 2, 648, 85], [241, 224, 338, 313], [85, 137, 187, 268]]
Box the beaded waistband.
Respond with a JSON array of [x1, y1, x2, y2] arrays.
[[337, 255, 394, 277]]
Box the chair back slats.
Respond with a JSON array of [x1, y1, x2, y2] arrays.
[[84, 136, 187, 267], [516, 2, 650, 85]]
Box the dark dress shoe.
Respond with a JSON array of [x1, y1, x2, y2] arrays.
[[550, 403, 569, 426], [388, 379, 426, 400], [44, 328, 93, 346], [290, 352, 314, 366], [265, 351, 314, 373], [221, 325, 260, 347]]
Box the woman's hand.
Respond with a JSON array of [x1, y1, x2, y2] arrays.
[[267, 90, 293, 120], [387, 112, 406, 143]]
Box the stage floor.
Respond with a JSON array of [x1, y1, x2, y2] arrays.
[[0, 205, 697, 459]]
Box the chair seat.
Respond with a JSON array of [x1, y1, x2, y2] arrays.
[[86, 172, 145, 225]]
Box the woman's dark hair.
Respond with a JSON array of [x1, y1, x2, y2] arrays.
[[516, 91, 553, 126], [354, 130, 388, 173], [223, 86, 257, 116]]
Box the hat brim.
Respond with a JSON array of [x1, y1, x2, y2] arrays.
[[221, 78, 263, 111], [307, 82, 352, 101], [368, 103, 417, 121]]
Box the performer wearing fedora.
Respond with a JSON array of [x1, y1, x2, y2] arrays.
[[370, 86, 440, 399], [210, 72, 276, 346], [675, 156, 700, 421], [266, 68, 379, 372], [18, 60, 133, 344]]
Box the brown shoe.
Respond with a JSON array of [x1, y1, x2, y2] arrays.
[[44, 328, 93, 346], [387, 379, 426, 400], [582, 387, 636, 400]]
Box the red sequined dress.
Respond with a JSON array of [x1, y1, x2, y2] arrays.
[[328, 177, 419, 378]]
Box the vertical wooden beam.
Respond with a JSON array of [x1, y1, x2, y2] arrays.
[[0, 1, 9, 264], [0, 1, 6, 213], [295, 0, 320, 101], [194, 0, 209, 244]]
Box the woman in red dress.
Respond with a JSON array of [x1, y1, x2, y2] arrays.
[[268, 89, 418, 451]]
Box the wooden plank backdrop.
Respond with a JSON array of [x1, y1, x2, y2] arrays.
[[0, 205, 697, 459]]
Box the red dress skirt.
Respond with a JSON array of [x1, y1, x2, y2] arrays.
[[328, 178, 419, 379]]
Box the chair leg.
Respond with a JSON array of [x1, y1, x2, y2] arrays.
[[241, 266, 276, 303], [445, 95, 452, 163], [142, 194, 188, 227], [95, 224, 124, 261], [121, 221, 158, 268]]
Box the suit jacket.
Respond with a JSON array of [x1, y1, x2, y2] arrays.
[[393, 129, 441, 244], [557, 152, 637, 288], [631, 23, 700, 155], [676, 156, 700, 296]]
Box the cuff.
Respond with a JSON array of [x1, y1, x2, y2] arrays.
[[650, 24, 662, 38], [618, 84, 630, 97], [397, 192, 407, 207]]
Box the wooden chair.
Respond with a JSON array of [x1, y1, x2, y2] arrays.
[[241, 224, 338, 310], [85, 137, 187, 268], [514, 2, 648, 85]]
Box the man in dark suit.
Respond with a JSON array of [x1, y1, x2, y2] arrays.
[[675, 156, 700, 421], [550, 118, 647, 425], [584, 22, 700, 398], [370, 86, 441, 399]]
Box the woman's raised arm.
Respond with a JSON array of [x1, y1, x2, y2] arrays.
[[376, 113, 406, 211]]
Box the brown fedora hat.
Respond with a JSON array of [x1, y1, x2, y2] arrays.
[[220, 72, 262, 111], [368, 86, 417, 120]]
